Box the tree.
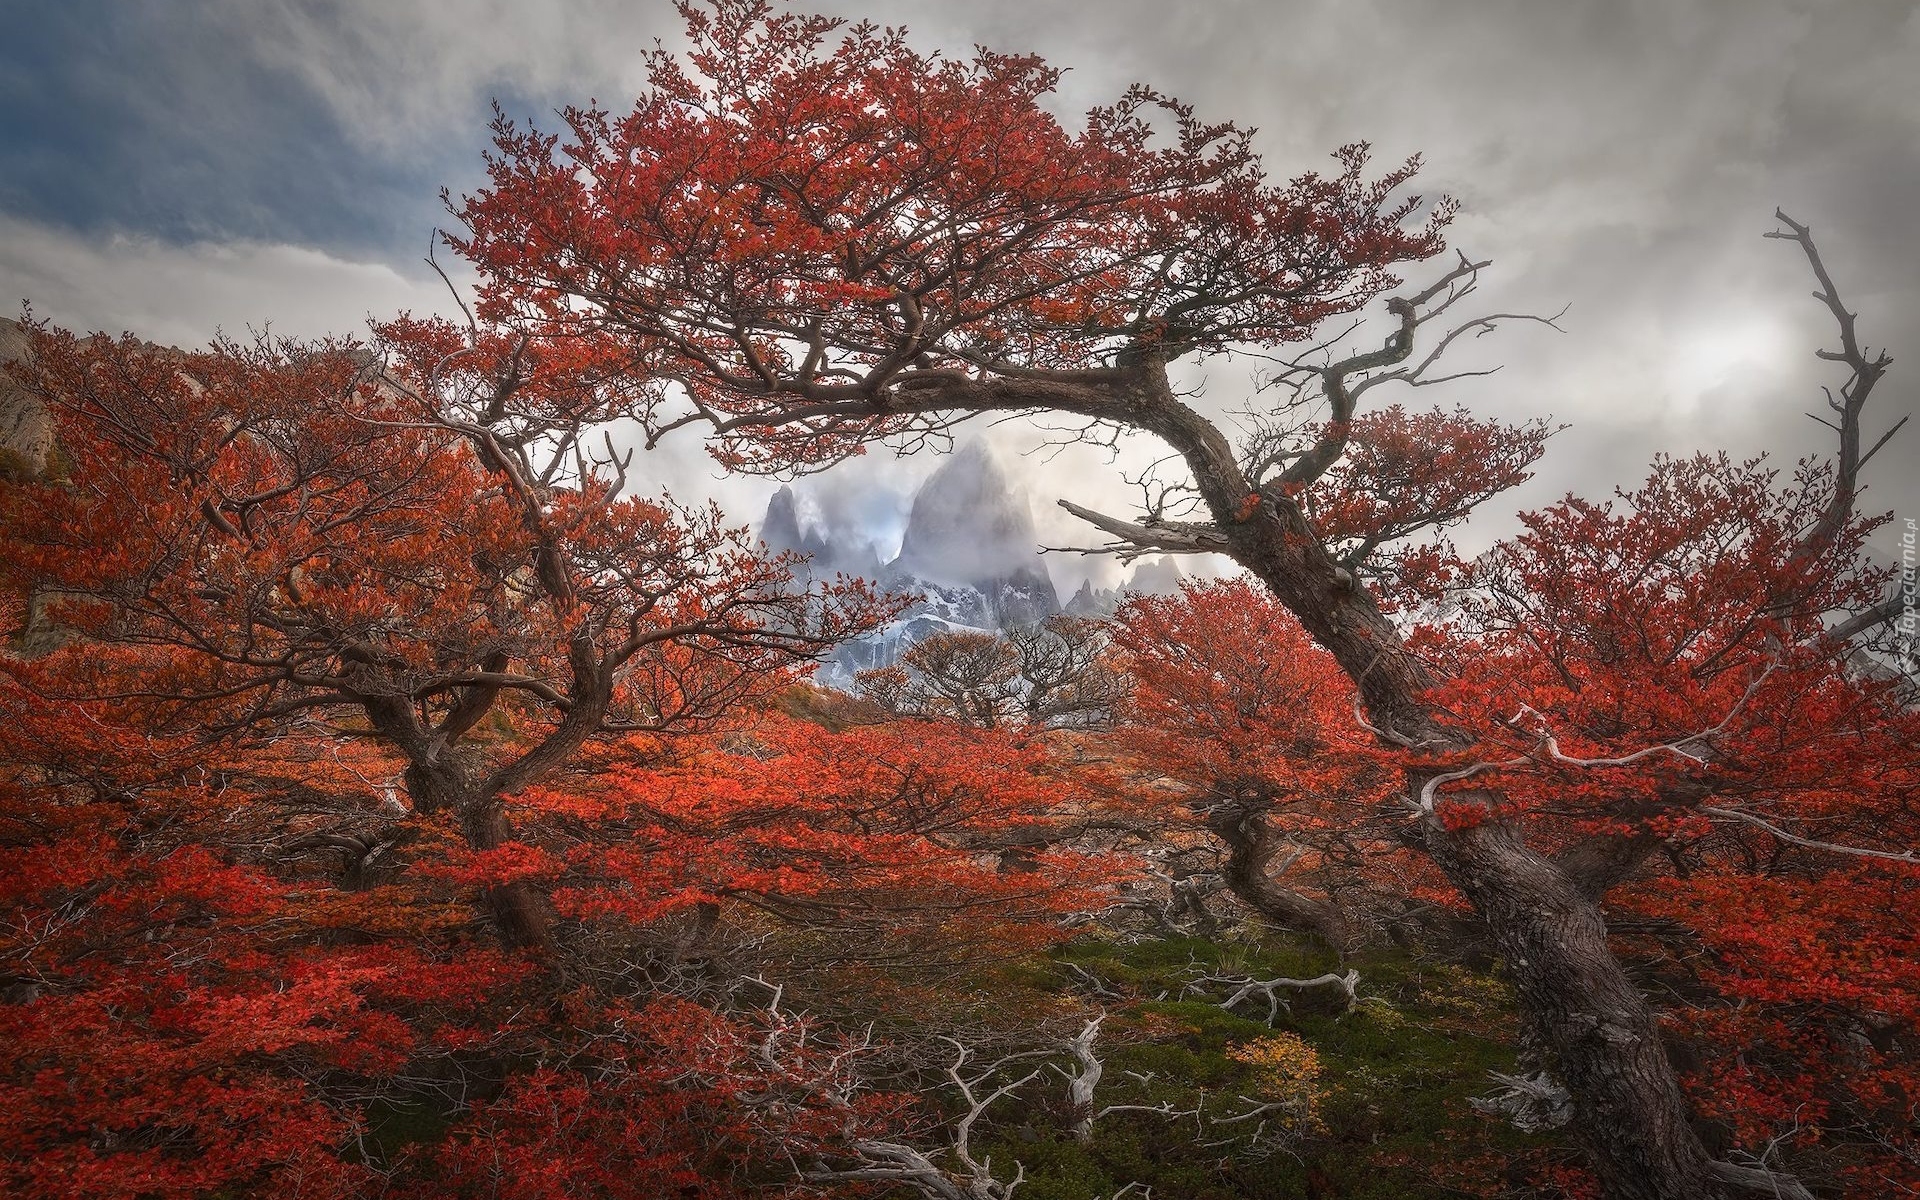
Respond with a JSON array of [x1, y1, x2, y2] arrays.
[[1111, 578, 1403, 956], [1, 308, 1141, 1192], [858, 615, 1122, 729], [447, 4, 1910, 1194], [0, 314, 1069, 1194], [2, 320, 884, 950], [0, 629, 1118, 1199], [1420, 448, 1920, 1194], [859, 632, 1022, 728]]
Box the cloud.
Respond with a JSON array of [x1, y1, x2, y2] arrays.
[[0, 213, 462, 347], [2, 0, 1913, 565], [842, 0, 1920, 547], [0, 5, 457, 253], [193, 1, 682, 152]]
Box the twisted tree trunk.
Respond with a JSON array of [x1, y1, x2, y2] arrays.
[[460, 797, 556, 952], [1423, 812, 1720, 1199], [404, 747, 557, 953], [1206, 798, 1353, 956], [1116, 356, 1729, 1199]]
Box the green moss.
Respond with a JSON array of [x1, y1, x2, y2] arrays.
[[960, 930, 1574, 1198]]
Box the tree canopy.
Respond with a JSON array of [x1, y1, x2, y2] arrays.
[[2, 3, 1914, 1199]]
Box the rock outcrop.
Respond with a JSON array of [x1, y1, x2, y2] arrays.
[[758, 440, 1187, 685], [1, 320, 55, 478], [760, 483, 887, 582], [1061, 557, 1189, 618]]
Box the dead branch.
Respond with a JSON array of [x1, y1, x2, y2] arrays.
[[1470, 1069, 1575, 1132], [1193, 968, 1361, 1024], [1701, 805, 1920, 866], [1766, 210, 1900, 569], [1050, 498, 1231, 561]]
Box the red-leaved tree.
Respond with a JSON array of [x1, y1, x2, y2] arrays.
[[444, 4, 1913, 1195], [2, 318, 885, 949], [1, 316, 1062, 1194], [1415, 448, 1920, 1194], [1111, 578, 1404, 955]]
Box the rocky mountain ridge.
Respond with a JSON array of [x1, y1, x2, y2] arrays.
[[758, 439, 1185, 683], [1, 320, 55, 477]]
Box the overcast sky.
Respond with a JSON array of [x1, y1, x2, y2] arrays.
[[2, 0, 1913, 590]]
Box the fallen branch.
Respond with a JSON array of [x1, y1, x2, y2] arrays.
[[1197, 968, 1361, 1024]]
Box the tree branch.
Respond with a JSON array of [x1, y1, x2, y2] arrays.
[[1051, 498, 1230, 561]]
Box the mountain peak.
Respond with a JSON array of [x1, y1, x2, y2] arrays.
[[761, 484, 803, 553], [891, 439, 1043, 586], [1123, 556, 1185, 596]]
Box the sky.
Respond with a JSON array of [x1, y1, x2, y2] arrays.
[[2, 0, 1914, 591]]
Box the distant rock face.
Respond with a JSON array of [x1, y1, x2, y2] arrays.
[[757, 440, 1188, 686], [1061, 557, 1189, 618], [3, 321, 76, 656], [761, 483, 887, 583], [891, 442, 1048, 581], [1124, 556, 1185, 597], [883, 438, 1060, 627], [1064, 579, 1106, 617], [762, 484, 805, 553], [0, 320, 55, 477], [759, 440, 1069, 683]]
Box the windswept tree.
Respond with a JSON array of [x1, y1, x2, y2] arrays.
[[448, 3, 1912, 1195], [1111, 578, 1403, 957]]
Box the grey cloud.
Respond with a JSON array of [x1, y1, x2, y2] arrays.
[[839, 0, 1919, 548], [5, 0, 1912, 563], [195, 0, 683, 150], [0, 214, 463, 347]]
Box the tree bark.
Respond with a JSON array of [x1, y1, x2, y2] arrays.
[[461, 797, 556, 953], [1111, 357, 1729, 1199], [1554, 829, 1666, 902], [1206, 798, 1352, 956], [1422, 812, 1723, 1200], [403, 747, 557, 953]]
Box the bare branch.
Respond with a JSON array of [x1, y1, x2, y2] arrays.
[[1766, 210, 1898, 564], [1059, 1015, 1106, 1143], [1051, 498, 1229, 561], [1199, 968, 1361, 1024], [1707, 1158, 1819, 1200], [1278, 254, 1490, 490], [1701, 805, 1920, 866], [1825, 591, 1910, 646]]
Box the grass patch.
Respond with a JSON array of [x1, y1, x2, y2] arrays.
[[953, 931, 1573, 1198]]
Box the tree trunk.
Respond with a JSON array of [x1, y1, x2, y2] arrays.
[[1227, 520, 1725, 1196], [1425, 810, 1725, 1200], [462, 798, 556, 952], [1121, 359, 1731, 1198], [1206, 799, 1352, 956], [403, 751, 557, 953]]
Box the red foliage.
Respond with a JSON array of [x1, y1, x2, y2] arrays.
[[1303, 404, 1557, 600], [532, 716, 1116, 956], [452, 0, 1451, 471], [1114, 578, 1372, 787], [0, 689, 376, 1200], [0, 312, 1105, 1192], [1410, 451, 1920, 1187]]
